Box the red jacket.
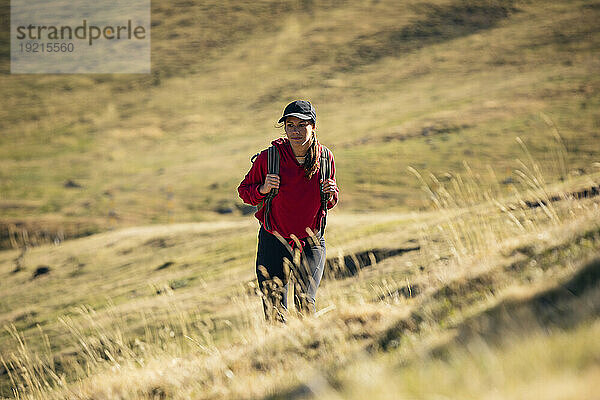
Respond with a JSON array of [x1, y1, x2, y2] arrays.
[[238, 138, 339, 239]]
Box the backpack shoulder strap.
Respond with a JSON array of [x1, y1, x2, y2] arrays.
[[320, 146, 332, 182], [319, 145, 333, 235], [268, 145, 280, 177], [262, 145, 280, 231]]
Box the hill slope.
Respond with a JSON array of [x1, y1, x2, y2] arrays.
[[1, 172, 599, 398], [1, 0, 599, 242], [1, 0, 600, 398]]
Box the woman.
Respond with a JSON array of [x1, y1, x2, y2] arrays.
[[238, 100, 339, 322]]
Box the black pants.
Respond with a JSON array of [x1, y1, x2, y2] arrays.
[[255, 226, 326, 322]]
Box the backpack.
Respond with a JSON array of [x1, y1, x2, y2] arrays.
[[251, 144, 333, 236]]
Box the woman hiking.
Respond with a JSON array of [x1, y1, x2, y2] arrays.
[[238, 100, 339, 322]]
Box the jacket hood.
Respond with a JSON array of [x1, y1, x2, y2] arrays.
[[271, 137, 291, 156], [271, 137, 288, 148]]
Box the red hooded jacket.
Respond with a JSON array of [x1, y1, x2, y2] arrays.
[[238, 138, 339, 239]]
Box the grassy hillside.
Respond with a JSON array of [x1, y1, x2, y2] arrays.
[[1, 0, 599, 241], [1, 0, 600, 398], [1, 164, 599, 398]]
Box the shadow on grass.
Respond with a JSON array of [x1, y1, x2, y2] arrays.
[[448, 256, 600, 348], [335, 0, 517, 71], [324, 246, 420, 280]]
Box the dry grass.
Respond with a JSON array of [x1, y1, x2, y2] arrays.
[[2, 0, 600, 398], [1, 130, 599, 398]]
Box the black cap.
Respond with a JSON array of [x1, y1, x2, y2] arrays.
[[277, 100, 316, 124]]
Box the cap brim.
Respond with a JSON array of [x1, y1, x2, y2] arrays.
[[277, 113, 313, 123]]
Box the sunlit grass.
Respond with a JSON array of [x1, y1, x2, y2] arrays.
[[1, 124, 599, 398], [1, 0, 600, 398]]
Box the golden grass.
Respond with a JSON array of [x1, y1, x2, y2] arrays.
[[2, 0, 600, 398], [1, 139, 599, 398]]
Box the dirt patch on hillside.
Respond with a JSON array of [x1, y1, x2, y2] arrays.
[[324, 246, 420, 280], [0, 217, 103, 250], [520, 185, 600, 210]]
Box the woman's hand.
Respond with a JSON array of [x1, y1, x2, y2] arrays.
[[259, 174, 280, 194], [321, 178, 338, 200]]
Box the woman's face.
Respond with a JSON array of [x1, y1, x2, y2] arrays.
[[284, 116, 315, 147]]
